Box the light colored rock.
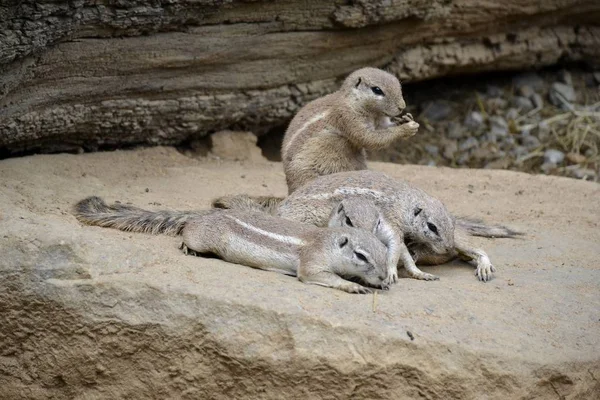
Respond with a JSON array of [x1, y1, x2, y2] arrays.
[[489, 116, 509, 136], [544, 148, 565, 164], [486, 97, 508, 112], [506, 108, 519, 121], [464, 111, 485, 129], [447, 122, 467, 139], [558, 69, 573, 86], [210, 130, 267, 163], [531, 93, 544, 109], [2, 148, 599, 398], [549, 82, 576, 107], [517, 85, 535, 98], [459, 137, 479, 151], [443, 140, 458, 159], [512, 96, 534, 112]]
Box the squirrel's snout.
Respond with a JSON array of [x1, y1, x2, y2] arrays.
[[398, 99, 406, 111]]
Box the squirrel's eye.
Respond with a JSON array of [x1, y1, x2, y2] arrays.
[[354, 251, 368, 263], [345, 216, 354, 227], [427, 222, 439, 236], [371, 86, 385, 96]]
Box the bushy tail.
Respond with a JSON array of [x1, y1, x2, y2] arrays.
[[212, 194, 283, 215], [73, 196, 202, 236], [456, 217, 523, 238]]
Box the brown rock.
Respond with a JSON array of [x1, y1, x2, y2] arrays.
[[566, 152, 586, 164], [1, 148, 599, 398], [210, 130, 267, 163]]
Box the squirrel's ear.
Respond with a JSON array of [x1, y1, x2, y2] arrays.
[[355, 77, 362, 88], [414, 207, 422, 217], [337, 235, 349, 248], [337, 202, 345, 215]]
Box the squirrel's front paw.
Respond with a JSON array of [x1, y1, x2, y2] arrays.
[[475, 261, 496, 282], [402, 120, 419, 136], [341, 283, 373, 294]]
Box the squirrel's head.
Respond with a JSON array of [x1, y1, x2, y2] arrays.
[[328, 197, 397, 247], [408, 198, 455, 254], [342, 67, 406, 117], [328, 198, 381, 234], [330, 228, 389, 290]]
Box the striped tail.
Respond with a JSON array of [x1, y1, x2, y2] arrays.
[[73, 196, 203, 235], [456, 217, 523, 238]]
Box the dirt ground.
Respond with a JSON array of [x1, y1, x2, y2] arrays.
[[1, 147, 599, 399]]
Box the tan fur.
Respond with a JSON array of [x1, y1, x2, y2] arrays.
[[276, 170, 506, 282], [281, 67, 419, 194], [74, 197, 389, 294]]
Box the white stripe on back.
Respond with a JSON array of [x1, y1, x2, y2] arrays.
[[304, 187, 385, 201], [226, 215, 305, 246], [283, 111, 330, 154]]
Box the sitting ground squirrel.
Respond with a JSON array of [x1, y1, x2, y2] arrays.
[[283, 67, 419, 194], [74, 196, 390, 294], [275, 170, 519, 282]]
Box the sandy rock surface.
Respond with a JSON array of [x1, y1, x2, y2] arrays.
[[1, 147, 599, 399]]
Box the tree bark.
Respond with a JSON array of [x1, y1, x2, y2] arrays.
[[1, 0, 599, 154]]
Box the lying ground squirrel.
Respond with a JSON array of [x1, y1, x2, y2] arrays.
[[282, 67, 419, 193], [74, 196, 390, 294], [275, 170, 521, 282]]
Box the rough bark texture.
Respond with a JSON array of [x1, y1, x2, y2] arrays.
[[1, 148, 599, 398], [1, 0, 599, 154]]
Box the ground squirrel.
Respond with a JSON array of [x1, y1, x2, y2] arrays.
[[275, 170, 518, 282], [74, 196, 390, 294], [282, 67, 419, 193]]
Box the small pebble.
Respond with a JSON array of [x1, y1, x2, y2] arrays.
[[521, 135, 541, 149], [549, 82, 576, 107], [513, 72, 545, 91], [566, 152, 586, 164], [513, 146, 528, 157], [457, 152, 470, 165], [571, 168, 597, 180], [558, 70, 573, 86], [531, 93, 544, 109], [424, 145, 439, 157], [540, 162, 557, 174], [485, 132, 497, 143], [505, 108, 519, 120], [464, 111, 484, 129], [489, 116, 509, 136], [512, 96, 534, 112], [447, 122, 467, 139], [459, 137, 479, 151], [517, 85, 534, 98], [443, 141, 458, 160], [486, 97, 508, 111], [544, 149, 565, 164]]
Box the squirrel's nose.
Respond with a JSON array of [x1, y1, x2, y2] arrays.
[[398, 98, 406, 110]]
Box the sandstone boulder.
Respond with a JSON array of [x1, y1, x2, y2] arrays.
[[1, 148, 599, 398]]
